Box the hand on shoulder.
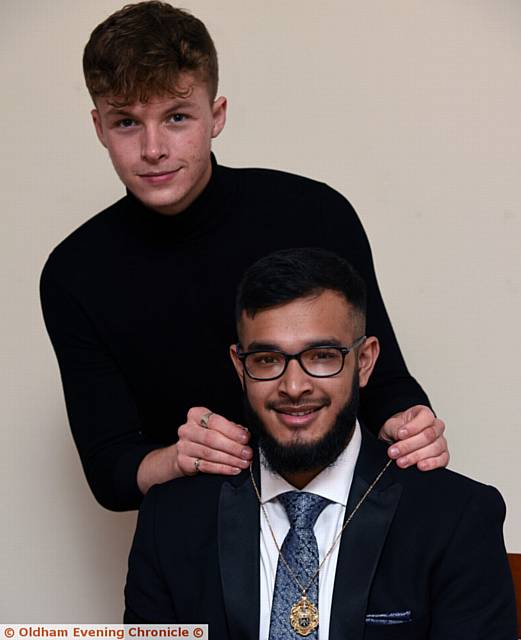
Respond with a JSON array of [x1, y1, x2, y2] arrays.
[[176, 407, 253, 476], [379, 405, 449, 471], [137, 407, 253, 494]]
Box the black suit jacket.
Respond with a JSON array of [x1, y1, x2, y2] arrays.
[[124, 430, 517, 638]]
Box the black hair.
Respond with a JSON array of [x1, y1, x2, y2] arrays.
[[235, 247, 366, 324]]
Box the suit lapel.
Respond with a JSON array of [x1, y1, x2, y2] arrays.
[[328, 430, 403, 640], [218, 463, 260, 640]]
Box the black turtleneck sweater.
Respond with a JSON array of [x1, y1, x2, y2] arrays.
[[41, 156, 430, 511]]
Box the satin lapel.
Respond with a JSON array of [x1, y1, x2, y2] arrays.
[[328, 431, 403, 640], [218, 464, 260, 640]]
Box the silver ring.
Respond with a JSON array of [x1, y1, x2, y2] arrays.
[[200, 411, 214, 428], [194, 458, 201, 474]]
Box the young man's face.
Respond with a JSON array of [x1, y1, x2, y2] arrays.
[[91, 73, 226, 215], [231, 290, 378, 455]]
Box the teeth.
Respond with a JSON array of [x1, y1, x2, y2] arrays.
[[284, 409, 317, 416]]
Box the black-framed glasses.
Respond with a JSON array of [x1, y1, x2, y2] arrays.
[[236, 335, 366, 381]]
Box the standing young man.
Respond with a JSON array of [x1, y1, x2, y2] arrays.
[[41, 1, 448, 511]]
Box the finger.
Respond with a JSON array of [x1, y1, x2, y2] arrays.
[[177, 424, 252, 465], [394, 435, 449, 469], [378, 417, 399, 443], [379, 406, 435, 442], [206, 414, 251, 445], [388, 421, 445, 460], [388, 419, 445, 459], [417, 450, 450, 472], [187, 407, 250, 445], [180, 440, 252, 469], [189, 458, 247, 476], [395, 407, 437, 440]]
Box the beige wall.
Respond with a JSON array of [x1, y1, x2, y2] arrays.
[[1, 0, 520, 622]]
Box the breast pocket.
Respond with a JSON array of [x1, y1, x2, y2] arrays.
[[366, 610, 412, 624], [363, 612, 428, 639]]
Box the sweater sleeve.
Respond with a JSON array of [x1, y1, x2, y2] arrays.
[[316, 185, 431, 432], [40, 257, 159, 511]]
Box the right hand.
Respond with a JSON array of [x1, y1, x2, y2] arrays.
[[176, 407, 253, 476]]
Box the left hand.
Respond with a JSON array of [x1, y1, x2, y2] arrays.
[[379, 405, 449, 471]]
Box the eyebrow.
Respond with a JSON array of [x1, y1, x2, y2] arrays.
[[105, 107, 135, 117], [245, 338, 344, 352], [105, 100, 198, 118]]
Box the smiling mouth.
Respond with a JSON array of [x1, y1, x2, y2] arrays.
[[137, 169, 180, 185], [272, 405, 325, 428], [139, 169, 179, 177], [274, 405, 323, 416]]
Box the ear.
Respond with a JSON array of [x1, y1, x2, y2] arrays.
[[357, 336, 379, 388], [229, 343, 245, 389], [211, 96, 227, 138], [91, 109, 107, 148]]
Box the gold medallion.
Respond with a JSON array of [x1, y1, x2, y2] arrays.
[[290, 595, 319, 636]]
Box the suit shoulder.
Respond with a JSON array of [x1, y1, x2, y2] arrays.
[[395, 464, 506, 521], [143, 473, 242, 523]]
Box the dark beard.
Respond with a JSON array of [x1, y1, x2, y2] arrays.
[[243, 372, 359, 477]]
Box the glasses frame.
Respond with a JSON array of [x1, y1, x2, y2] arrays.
[[236, 335, 366, 381]]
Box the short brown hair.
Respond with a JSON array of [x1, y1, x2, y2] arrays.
[[83, 1, 218, 105]]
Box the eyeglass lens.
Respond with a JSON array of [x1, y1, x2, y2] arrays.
[[244, 347, 344, 379]]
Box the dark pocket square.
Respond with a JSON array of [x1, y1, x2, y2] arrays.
[[365, 610, 412, 625]]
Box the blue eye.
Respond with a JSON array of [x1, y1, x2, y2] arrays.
[[168, 113, 186, 123], [117, 118, 137, 128]]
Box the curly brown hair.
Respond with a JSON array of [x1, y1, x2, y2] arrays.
[[83, 2, 218, 106]]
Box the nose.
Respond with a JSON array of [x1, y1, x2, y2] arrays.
[[277, 358, 314, 401], [141, 125, 168, 163]]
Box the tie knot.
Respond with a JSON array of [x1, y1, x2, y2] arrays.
[[278, 491, 330, 529]]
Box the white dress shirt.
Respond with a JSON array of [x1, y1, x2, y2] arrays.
[[258, 422, 361, 640]]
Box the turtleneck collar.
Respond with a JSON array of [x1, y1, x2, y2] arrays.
[[124, 153, 230, 244]]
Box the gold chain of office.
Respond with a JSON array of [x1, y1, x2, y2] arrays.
[[249, 458, 393, 636]]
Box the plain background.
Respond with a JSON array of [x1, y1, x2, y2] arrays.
[[1, 0, 520, 622]]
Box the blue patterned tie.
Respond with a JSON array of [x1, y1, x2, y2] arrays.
[[268, 491, 331, 639]]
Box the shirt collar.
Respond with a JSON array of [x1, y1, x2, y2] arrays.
[[259, 421, 361, 507]]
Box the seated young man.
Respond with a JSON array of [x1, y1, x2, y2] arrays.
[[124, 248, 516, 639]]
